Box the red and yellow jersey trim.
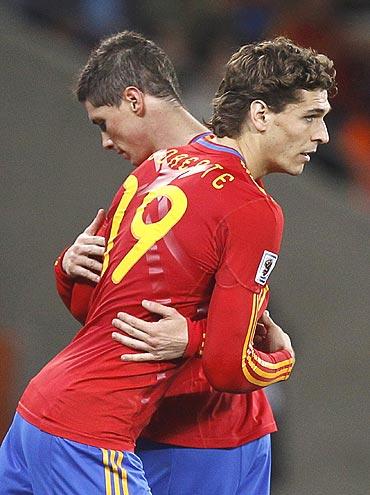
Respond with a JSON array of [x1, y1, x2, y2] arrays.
[[241, 287, 295, 387], [101, 448, 129, 495]]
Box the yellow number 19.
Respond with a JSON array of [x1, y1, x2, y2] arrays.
[[102, 176, 188, 284]]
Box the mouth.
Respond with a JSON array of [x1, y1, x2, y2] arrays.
[[300, 150, 317, 162]]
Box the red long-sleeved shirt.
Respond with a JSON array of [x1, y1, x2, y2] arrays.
[[19, 136, 294, 451]]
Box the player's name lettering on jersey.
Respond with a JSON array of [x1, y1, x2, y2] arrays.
[[149, 148, 235, 190]]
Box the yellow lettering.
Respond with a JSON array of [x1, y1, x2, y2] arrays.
[[162, 149, 178, 164], [212, 173, 235, 189], [178, 156, 199, 170], [201, 163, 224, 178], [168, 153, 189, 169]]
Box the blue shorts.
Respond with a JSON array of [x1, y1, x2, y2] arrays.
[[0, 413, 151, 494], [137, 434, 271, 495]]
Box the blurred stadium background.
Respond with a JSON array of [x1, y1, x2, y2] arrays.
[[0, 1, 369, 493]]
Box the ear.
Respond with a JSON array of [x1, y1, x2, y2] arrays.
[[249, 100, 271, 132], [122, 86, 145, 116]]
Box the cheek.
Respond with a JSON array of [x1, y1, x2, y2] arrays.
[[107, 121, 121, 140], [279, 129, 303, 155]]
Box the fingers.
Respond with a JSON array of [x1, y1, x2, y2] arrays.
[[120, 352, 159, 362], [112, 330, 162, 362], [84, 209, 106, 236], [255, 322, 267, 337], [260, 310, 276, 328], [141, 299, 177, 318], [79, 256, 103, 274], [63, 252, 103, 279], [73, 243, 105, 256], [73, 266, 101, 284], [81, 237, 106, 248], [114, 312, 152, 334], [112, 317, 151, 342], [112, 331, 151, 352]]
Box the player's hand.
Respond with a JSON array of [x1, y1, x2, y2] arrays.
[[62, 209, 106, 284], [254, 310, 295, 358], [112, 300, 188, 362]]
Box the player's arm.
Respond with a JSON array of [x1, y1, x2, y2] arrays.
[[202, 199, 295, 393], [202, 282, 294, 393], [54, 209, 106, 323], [110, 300, 290, 363]]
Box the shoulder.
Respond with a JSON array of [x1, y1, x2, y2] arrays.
[[222, 196, 284, 236]]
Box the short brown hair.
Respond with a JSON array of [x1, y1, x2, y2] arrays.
[[76, 31, 181, 106], [209, 37, 337, 138]]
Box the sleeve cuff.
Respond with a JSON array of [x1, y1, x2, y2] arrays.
[[183, 318, 206, 358], [54, 248, 71, 283]]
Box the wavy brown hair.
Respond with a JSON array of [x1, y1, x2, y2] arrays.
[[76, 31, 181, 107], [209, 37, 337, 138]]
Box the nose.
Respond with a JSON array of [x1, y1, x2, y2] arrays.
[[101, 132, 114, 150], [313, 120, 329, 145]]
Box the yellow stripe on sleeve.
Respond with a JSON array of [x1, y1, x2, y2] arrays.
[[250, 350, 294, 370], [242, 362, 293, 387], [257, 286, 269, 311], [245, 352, 293, 379], [241, 287, 294, 386], [241, 292, 259, 376]]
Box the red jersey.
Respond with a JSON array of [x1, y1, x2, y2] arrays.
[[20, 136, 294, 451]]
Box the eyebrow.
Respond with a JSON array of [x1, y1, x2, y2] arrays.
[[306, 106, 332, 116]]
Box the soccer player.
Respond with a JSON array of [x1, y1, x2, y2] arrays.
[[54, 32, 295, 495], [0, 33, 336, 495]]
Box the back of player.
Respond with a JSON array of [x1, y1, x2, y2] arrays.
[[20, 136, 274, 443], [4, 136, 282, 493]]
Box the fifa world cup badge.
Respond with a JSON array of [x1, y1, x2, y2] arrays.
[[255, 250, 278, 285]]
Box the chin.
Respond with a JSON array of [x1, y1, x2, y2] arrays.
[[287, 163, 305, 176]]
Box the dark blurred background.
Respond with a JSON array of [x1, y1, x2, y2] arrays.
[[0, 1, 369, 494]]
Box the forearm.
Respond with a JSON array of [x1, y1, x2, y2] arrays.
[[202, 283, 295, 393]]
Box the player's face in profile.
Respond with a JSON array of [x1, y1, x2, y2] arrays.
[[84, 100, 153, 167], [264, 89, 331, 176]]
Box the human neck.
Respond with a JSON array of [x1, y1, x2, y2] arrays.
[[212, 133, 267, 180], [145, 96, 207, 150]]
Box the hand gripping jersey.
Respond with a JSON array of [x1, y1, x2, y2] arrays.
[[55, 254, 278, 449], [54, 241, 278, 450], [21, 136, 294, 452]]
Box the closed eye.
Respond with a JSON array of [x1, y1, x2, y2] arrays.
[[92, 119, 107, 132]]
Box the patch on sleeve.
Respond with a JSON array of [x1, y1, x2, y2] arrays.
[[255, 250, 278, 285]]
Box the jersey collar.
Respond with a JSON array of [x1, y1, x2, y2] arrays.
[[192, 133, 267, 194], [193, 133, 245, 162]]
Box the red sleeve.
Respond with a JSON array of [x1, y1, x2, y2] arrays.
[[202, 198, 295, 392], [54, 248, 75, 311], [183, 318, 206, 358], [215, 198, 283, 292], [54, 250, 95, 324], [202, 284, 294, 392], [69, 281, 96, 324]]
